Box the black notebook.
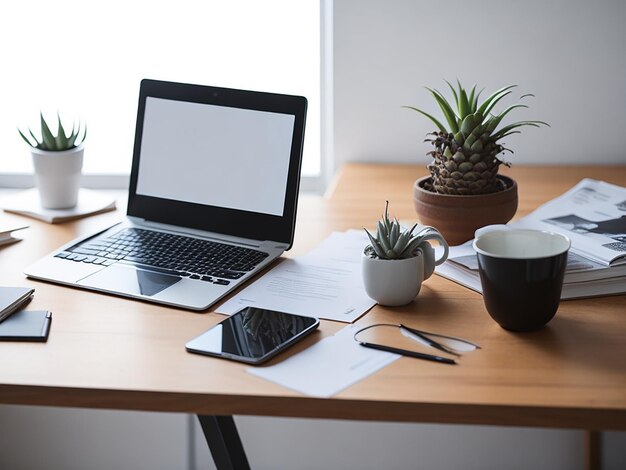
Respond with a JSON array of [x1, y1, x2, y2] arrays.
[[0, 310, 51, 342], [0, 286, 34, 322]]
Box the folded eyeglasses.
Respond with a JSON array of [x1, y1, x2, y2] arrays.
[[353, 323, 481, 365]]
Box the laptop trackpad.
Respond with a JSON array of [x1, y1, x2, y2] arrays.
[[78, 265, 180, 297]]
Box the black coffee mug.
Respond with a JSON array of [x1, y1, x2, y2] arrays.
[[473, 229, 571, 332]]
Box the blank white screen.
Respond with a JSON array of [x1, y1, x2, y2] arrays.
[[136, 97, 295, 216]]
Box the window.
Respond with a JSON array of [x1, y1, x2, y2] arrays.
[[0, 0, 320, 182]]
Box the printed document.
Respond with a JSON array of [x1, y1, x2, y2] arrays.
[[247, 324, 400, 397], [217, 230, 375, 322]]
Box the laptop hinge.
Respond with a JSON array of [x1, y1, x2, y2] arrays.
[[127, 217, 288, 251]]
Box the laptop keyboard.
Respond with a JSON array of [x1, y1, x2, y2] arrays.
[[55, 228, 270, 285]]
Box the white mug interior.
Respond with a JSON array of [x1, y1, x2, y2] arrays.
[[473, 229, 570, 259]]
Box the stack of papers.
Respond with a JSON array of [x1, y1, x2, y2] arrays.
[[217, 230, 376, 323], [437, 179, 626, 299], [0, 188, 116, 224]]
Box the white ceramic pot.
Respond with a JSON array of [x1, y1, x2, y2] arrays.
[[361, 239, 449, 306], [362, 252, 425, 306], [31, 145, 84, 209]]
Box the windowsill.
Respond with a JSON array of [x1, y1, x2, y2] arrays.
[[0, 173, 325, 194]]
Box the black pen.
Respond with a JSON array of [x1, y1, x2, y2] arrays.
[[399, 324, 460, 357], [358, 341, 457, 365]]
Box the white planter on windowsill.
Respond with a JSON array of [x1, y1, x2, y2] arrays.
[[31, 144, 84, 209]]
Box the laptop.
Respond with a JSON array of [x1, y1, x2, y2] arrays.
[[25, 79, 307, 310]]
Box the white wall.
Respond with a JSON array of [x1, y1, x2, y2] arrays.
[[333, 0, 626, 167]]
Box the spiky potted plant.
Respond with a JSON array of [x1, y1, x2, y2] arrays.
[[18, 113, 87, 209], [362, 201, 449, 306], [406, 81, 548, 245]]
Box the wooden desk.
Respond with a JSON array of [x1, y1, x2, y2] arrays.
[[1, 165, 625, 466]]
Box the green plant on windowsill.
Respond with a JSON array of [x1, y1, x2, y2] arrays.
[[18, 112, 87, 209], [18, 112, 86, 151]]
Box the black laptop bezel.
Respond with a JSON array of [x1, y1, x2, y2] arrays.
[[127, 79, 307, 249]]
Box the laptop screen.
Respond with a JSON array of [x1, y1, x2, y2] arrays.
[[127, 79, 307, 248], [136, 97, 295, 217]]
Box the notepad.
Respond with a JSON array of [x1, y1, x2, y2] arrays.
[[0, 286, 35, 322], [0, 310, 51, 342], [0, 221, 28, 246]]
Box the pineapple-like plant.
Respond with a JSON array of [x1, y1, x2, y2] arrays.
[[18, 113, 86, 151], [364, 201, 435, 260], [405, 81, 548, 195]]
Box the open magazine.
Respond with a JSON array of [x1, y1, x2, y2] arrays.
[[436, 179, 626, 300]]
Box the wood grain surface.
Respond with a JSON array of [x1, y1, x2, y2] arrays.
[[0, 165, 625, 430]]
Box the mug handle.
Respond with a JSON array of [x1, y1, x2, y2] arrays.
[[416, 230, 449, 266], [419, 243, 436, 280], [416, 229, 449, 281]]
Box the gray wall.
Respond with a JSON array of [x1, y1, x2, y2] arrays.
[[0, 406, 189, 469], [333, 0, 626, 168], [0, 406, 621, 470], [0, 407, 624, 470], [1, 1, 625, 469]]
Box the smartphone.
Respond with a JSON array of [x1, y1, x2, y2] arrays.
[[185, 307, 320, 364]]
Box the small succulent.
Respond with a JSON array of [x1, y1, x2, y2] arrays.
[[405, 80, 548, 195], [364, 201, 434, 260], [18, 112, 86, 151]]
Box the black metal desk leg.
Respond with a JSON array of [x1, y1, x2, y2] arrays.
[[197, 415, 250, 470]]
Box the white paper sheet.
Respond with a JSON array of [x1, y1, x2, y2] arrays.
[[216, 231, 376, 323], [246, 324, 400, 397]]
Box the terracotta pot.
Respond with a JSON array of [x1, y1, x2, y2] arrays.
[[412, 175, 518, 246]]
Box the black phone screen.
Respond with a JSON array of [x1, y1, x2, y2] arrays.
[[185, 307, 319, 364]]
